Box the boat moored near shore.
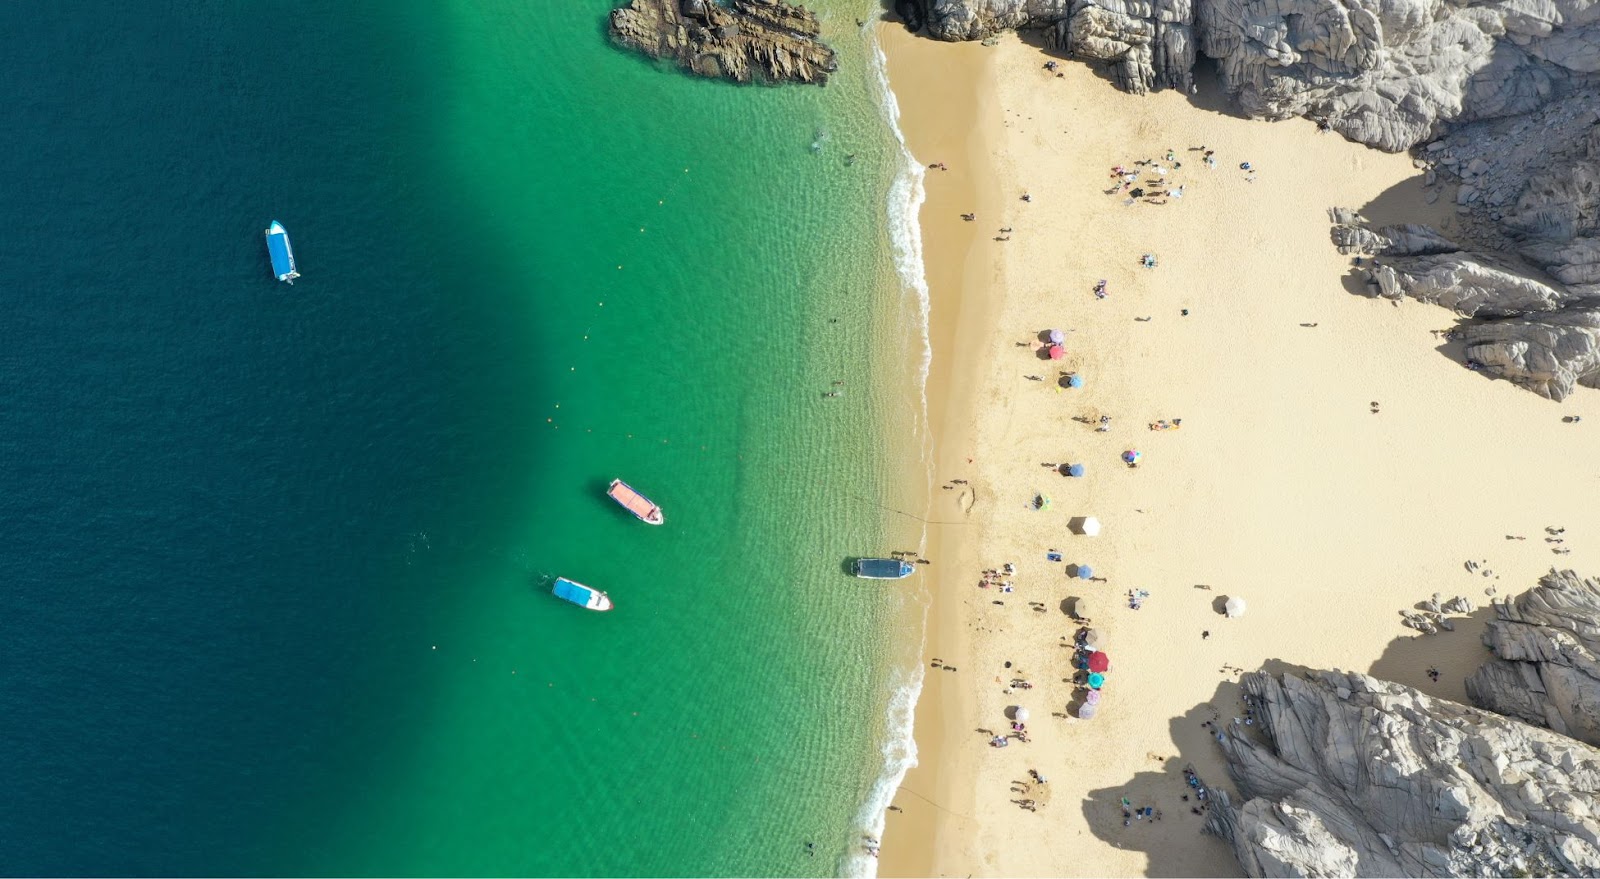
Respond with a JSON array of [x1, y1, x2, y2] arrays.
[[853, 558, 915, 580]]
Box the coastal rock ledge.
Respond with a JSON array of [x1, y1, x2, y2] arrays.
[[1467, 570, 1600, 748], [608, 0, 838, 85], [1204, 669, 1600, 877]]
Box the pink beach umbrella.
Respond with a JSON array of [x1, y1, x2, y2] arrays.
[[1048, 345, 1065, 360], [1084, 689, 1102, 705]]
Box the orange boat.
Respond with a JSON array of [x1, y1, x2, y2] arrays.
[[607, 479, 664, 525]]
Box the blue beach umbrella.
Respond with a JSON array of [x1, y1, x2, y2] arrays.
[[1065, 463, 1085, 478], [1067, 374, 1084, 389], [1077, 564, 1094, 580]]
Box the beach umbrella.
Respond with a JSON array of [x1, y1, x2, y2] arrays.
[[1225, 596, 1248, 618], [1048, 329, 1065, 344], [1087, 651, 1110, 673], [1087, 672, 1106, 689], [1012, 707, 1030, 723], [1122, 449, 1142, 465], [1076, 564, 1094, 580], [1084, 689, 1102, 706], [1067, 373, 1084, 389], [1048, 345, 1065, 360], [1077, 702, 1098, 720], [1064, 463, 1085, 478], [1081, 628, 1103, 649], [1075, 516, 1102, 537]]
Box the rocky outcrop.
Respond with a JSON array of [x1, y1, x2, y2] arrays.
[[609, 0, 837, 85], [1329, 100, 1600, 399], [1467, 570, 1600, 749], [906, 0, 1599, 153], [1204, 669, 1600, 877]]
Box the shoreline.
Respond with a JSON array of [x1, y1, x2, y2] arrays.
[[876, 23, 1000, 879], [876, 24, 1600, 879]]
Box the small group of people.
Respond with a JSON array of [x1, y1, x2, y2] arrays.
[[1128, 588, 1149, 610], [1149, 418, 1182, 431]]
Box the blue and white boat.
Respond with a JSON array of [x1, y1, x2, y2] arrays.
[[854, 558, 915, 580], [552, 576, 613, 612], [264, 220, 299, 283]]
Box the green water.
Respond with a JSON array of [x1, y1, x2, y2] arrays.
[[309, 4, 928, 874], [0, 0, 930, 875]]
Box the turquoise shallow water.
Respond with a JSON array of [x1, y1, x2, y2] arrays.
[[0, 0, 927, 875]]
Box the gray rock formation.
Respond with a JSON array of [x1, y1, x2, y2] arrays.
[[1331, 105, 1600, 401], [1204, 669, 1600, 877], [910, 0, 1600, 152], [1467, 570, 1600, 749], [609, 0, 838, 85]]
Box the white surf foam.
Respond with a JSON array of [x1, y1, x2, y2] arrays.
[[840, 18, 937, 879]]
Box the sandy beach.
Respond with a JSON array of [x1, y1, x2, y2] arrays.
[[878, 25, 1600, 878]]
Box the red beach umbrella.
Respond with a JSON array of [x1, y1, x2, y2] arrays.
[[1087, 651, 1110, 673], [1048, 345, 1065, 360]]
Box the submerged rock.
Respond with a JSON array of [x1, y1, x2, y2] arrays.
[[1467, 570, 1600, 748], [1205, 669, 1600, 877], [608, 0, 838, 85]]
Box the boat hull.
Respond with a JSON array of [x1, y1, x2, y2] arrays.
[[552, 577, 613, 611], [264, 220, 299, 283], [607, 479, 663, 525], [854, 558, 915, 580]]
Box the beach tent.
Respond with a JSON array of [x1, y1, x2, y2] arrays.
[[1076, 564, 1094, 580], [1063, 463, 1085, 478], [1087, 672, 1106, 689], [1225, 596, 1248, 618], [1077, 702, 1098, 719], [1122, 449, 1142, 465], [1048, 345, 1065, 360], [1087, 651, 1110, 673], [1073, 516, 1101, 537], [1012, 707, 1030, 722], [1048, 329, 1065, 344]]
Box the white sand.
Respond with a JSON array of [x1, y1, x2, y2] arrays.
[[880, 28, 1600, 878]]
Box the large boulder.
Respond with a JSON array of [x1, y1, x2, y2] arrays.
[[609, 0, 838, 85], [1205, 669, 1600, 877], [1467, 570, 1600, 748]]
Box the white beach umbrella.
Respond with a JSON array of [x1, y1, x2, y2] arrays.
[[1079, 516, 1102, 537], [1225, 596, 1248, 618], [1012, 707, 1030, 722]]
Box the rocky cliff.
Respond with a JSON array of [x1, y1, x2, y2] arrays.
[[1328, 96, 1600, 399], [609, 0, 838, 85], [1467, 570, 1600, 748], [1204, 669, 1600, 877], [906, 0, 1600, 153]]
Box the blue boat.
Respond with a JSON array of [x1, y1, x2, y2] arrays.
[[264, 220, 300, 283], [854, 558, 915, 580], [552, 576, 613, 612]]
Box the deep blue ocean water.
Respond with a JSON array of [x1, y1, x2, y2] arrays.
[[0, 1, 923, 875]]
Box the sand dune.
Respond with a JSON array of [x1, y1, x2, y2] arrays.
[[879, 26, 1600, 878]]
